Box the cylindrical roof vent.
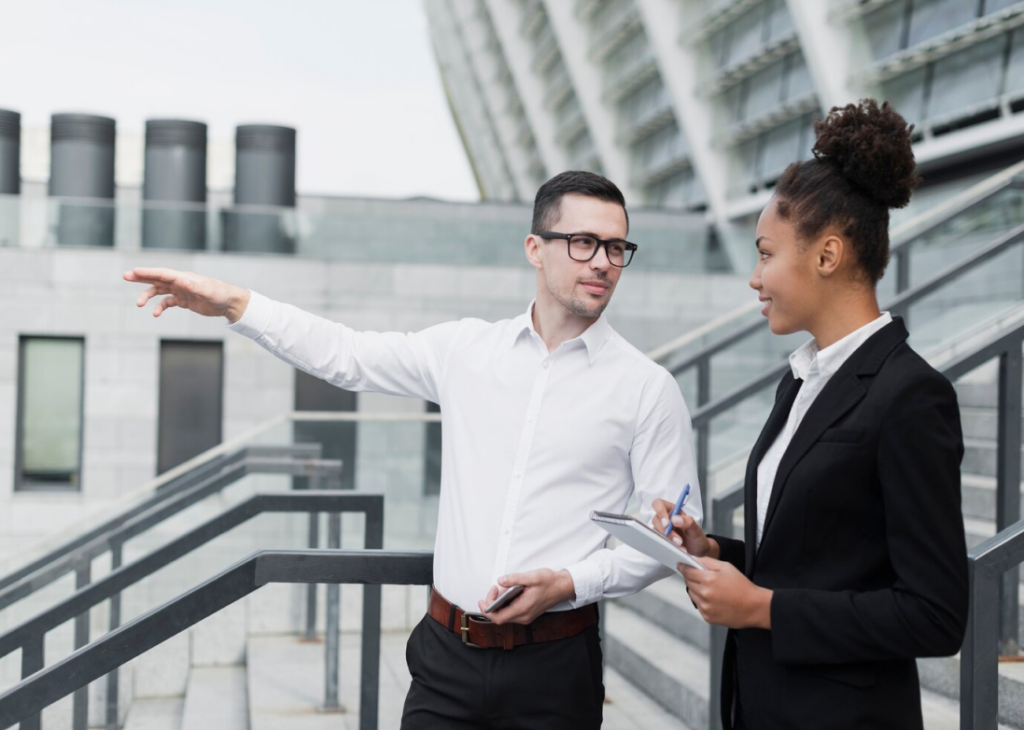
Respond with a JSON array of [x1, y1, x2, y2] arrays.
[[142, 119, 208, 250], [49, 113, 116, 247], [0, 109, 20, 195], [225, 124, 296, 253]]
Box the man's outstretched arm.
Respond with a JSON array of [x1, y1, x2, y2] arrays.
[[124, 266, 459, 404], [124, 267, 251, 322]]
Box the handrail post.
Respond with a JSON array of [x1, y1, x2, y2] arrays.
[[997, 343, 1022, 654], [961, 559, 1001, 730], [895, 246, 911, 294], [73, 561, 91, 730], [361, 489, 384, 730], [708, 494, 736, 730], [105, 542, 123, 730], [323, 479, 343, 712], [697, 421, 709, 508], [305, 474, 321, 642], [697, 356, 711, 408], [20, 634, 43, 730]]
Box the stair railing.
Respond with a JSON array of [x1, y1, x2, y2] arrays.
[[0, 546, 425, 730]]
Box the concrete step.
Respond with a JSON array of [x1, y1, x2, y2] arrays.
[[181, 666, 247, 730], [960, 473, 1024, 521], [919, 655, 1024, 728], [614, 575, 708, 653], [123, 697, 184, 730], [604, 601, 710, 730], [962, 438, 1024, 479], [608, 585, 1023, 729]]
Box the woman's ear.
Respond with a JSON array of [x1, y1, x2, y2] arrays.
[[817, 234, 844, 278]]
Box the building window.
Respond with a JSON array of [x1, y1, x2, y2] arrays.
[[16, 336, 85, 490], [157, 341, 223, 474]]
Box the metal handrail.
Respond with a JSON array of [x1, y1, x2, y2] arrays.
[[0, 454, 341, 730], [0, 548, 432, 730], [962, 519, 1024, 730], [4, 488, 375, 730], [653, 159, 1024, 405], [706, 319, 1024, 730], [0, 444, 320, 597]]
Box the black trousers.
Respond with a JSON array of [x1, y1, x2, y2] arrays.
[[400, 613, 604, 729]]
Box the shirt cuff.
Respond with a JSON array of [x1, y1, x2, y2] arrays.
[[226, 290, 273, 340], [564, 559, 604, 608]]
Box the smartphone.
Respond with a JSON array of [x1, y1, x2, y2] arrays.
[[485, 584, 524, 613]]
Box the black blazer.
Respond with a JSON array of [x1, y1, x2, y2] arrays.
[[711, 318, 968, 730]]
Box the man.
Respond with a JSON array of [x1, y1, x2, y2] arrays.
[[125, 171, 701, 728]]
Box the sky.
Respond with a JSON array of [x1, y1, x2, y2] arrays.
[[2, 0, 481, 201]]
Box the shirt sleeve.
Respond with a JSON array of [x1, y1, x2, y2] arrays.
[[228, 290, 460, 403], [564, 368, 703, 606]]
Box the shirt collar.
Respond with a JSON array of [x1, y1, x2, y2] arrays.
[[509, 300, 613, 365], [789, 312, 894, 381]]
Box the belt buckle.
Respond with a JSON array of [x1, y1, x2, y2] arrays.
[[460, 612, 488, 649]]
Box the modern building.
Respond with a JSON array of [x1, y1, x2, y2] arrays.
[[425, 0, 1024, 265]]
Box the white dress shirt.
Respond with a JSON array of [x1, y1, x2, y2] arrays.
[[755, 313, 892, 547], [230, 292, 702, 612]]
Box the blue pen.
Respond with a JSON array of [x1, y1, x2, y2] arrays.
[[663, 484, 691, 536]]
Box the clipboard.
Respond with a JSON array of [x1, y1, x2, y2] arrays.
[[590, 510, 707, 571]]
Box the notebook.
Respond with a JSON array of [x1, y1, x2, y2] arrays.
[[590, 511, 707, 571]]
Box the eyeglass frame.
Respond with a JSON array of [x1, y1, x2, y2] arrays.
[[536, 231, 639, 268]]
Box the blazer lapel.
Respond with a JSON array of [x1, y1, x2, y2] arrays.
[[743, 374, 801, 576], [757, 318, 910, 550]]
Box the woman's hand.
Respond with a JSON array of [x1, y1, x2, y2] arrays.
[[652, 498, 718, 559], [680, 558, 773, 630]]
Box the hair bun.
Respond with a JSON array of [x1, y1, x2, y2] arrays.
[[812, 99, 920, 209]]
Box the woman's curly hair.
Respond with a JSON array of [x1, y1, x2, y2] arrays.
[[774, 99, 921, 283]]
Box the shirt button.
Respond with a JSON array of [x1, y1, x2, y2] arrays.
[[514, 470, 522, 478], [527, 415, 535, 423], [543, 362, 550, 369]]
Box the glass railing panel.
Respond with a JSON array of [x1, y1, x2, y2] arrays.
[[904, 240, 1024, 356], [707, 325, 806, 402], [878, 185, 1024, 300], [0, 194, 724, 275]]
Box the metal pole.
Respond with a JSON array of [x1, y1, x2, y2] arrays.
[[20, 634, 44, 730], [960, 560, 1001, 730], [697, 422, 709, 509], [323, 510, 342, 712], [708, 498, 735, 730], [697, 357, 711, 407], [360, 580, 382, 730], [305, 475, 321, 642], [105, 543, 123, 730], [895, 246, 911, 294], [73, 561, 91, 730], [997, 346, 1022, 654]]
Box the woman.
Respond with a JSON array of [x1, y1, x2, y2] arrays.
[[656, 100, 969, 730]]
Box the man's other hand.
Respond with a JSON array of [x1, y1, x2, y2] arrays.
[[124, 268, 250, 323], [477, 568, 576, 625]]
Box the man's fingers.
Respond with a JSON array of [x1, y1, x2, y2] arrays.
[[126, 267, 186, 285], [153, 295, 179, 317], [136, 285, 170, 308], [498, 573, 529, 587]]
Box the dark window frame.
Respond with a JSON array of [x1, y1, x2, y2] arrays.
[[156, 339, 225, 475]]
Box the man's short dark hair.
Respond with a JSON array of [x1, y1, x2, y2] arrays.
[[531, 171, 629, 235]]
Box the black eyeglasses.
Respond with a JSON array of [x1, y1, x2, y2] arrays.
[[537, 231, 638, 268]]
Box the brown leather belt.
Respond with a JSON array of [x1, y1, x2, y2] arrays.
[[427, 586, 599, 650]]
